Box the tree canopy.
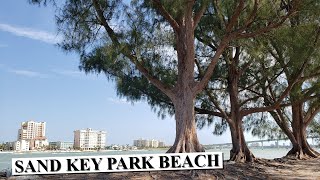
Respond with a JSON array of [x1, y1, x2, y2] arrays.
[[27, 0, 320, 161]]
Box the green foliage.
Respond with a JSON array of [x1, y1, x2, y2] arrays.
[[245, 112, 287, 140], [246, 0, 320, 139], [309, 114, 320, 137], [29, 0, 320, 143]]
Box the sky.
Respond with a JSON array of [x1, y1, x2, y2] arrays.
[[0, 0, 256, 146]]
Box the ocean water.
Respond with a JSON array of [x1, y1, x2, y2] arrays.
[[0, 147, 304, 171]]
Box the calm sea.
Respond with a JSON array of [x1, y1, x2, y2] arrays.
[[0, 148, 316, 171]]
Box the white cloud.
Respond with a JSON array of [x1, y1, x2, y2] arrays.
[[51, 69, 86, 78], [0, 23, 62, 44], [107, 97, 142, 105], [8, 69, 48, 78], [51, 69, 101, 81], [52, 69, 83, 77]]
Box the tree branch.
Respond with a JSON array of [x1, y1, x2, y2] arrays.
[[213, 0, 227, 28], [194, 0, 294, 95], [195, 59, 232, 125], [305, 106, 320, 126], [193, 2, 208, 29], [152, 0, 180, 32], [234, 0, 300, 39], [193, 38, 229, 94], [195, 107, 223, 118], [243, 0, 259, 28], [240, 63, 306, 117], [225, 0, 245, 33], [92, 0, 174, 99], [240, 96, 261, 107]]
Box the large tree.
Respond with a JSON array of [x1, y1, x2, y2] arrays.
[[251, 1, 320, 158], [30, 0, 298, 153], [194, 0, 320, 162], [194, 42, 304, 162]]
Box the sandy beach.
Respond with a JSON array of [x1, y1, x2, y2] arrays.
[[4, 157, 320, 180]]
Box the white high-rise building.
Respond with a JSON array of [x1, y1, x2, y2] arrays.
[[74, 128, 106, 150], [17, 121, 48, 150], [150, 139, 159, 148], [18, 121, 46, 140]]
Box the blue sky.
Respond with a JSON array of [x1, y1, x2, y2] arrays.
[[0, 0, 248, 145]]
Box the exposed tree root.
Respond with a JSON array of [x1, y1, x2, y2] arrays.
[[286, 148, 320, 159], [229, 148, 256, 163], [167, 137, 205, 153]]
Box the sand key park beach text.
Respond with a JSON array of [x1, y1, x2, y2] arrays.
[[12, 152, 223, 175]]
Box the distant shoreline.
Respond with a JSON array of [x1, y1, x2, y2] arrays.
[[0, 146, 304, 154], [0, 148, 169, 154]]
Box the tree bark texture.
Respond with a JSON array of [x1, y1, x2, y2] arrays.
[[286, 103, 320, 158], [167, 5, 204, 153], [167, 93, 204, 153], [226, 51, 255, 162], [229, 123, 255, 162], [269, 85, 320, 159]]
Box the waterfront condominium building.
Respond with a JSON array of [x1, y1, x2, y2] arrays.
[[133, 139, 165, 148], [16, 120, 48, 150], [18, 121, 46, 140], [74, 128, 106, 150], [150, 139, 159, 148], [133, 138, 150, 147]]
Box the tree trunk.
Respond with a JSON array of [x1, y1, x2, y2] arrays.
[[287, 103, 320, 158], [226, 50, 255, 162], [167, 92, 204, 153], [229, 121, 255, 162], [167, 9, 204, 153]]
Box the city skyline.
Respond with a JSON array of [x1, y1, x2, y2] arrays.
[[0, 0, 256, 146]]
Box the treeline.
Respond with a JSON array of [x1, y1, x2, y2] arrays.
[[29, 0, 320, 162]]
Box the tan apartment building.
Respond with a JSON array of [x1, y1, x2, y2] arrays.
[[18, 121, 46, 140], [16, 120, 48, 150]]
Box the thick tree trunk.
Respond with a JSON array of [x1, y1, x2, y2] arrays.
[[226, 51, 255, 162], [286, 103, 320, 159], [287, 133, 320, 159], [229, 122, 255, 162], [167, 11, 204, 153], [167, 93, 204, 153]]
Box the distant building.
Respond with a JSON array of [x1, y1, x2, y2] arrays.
[[16, 120, 48, 150], [150, 139, 159, 148], [158, 141, 165, 147], [74, 128, 106, 150], [141, 139, 150, 147], [49, 142, 58, 150], [18, 121, 46, 140], [49, 141, 74, 150], [29, 139, 48, 150], [59, 141, 74, 150], [5, 142, 14, 151], [133, 140, 141, 147], [134, 139, 147, 147], [13, 140, 29, 151], [133, 139, 165, 148]]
